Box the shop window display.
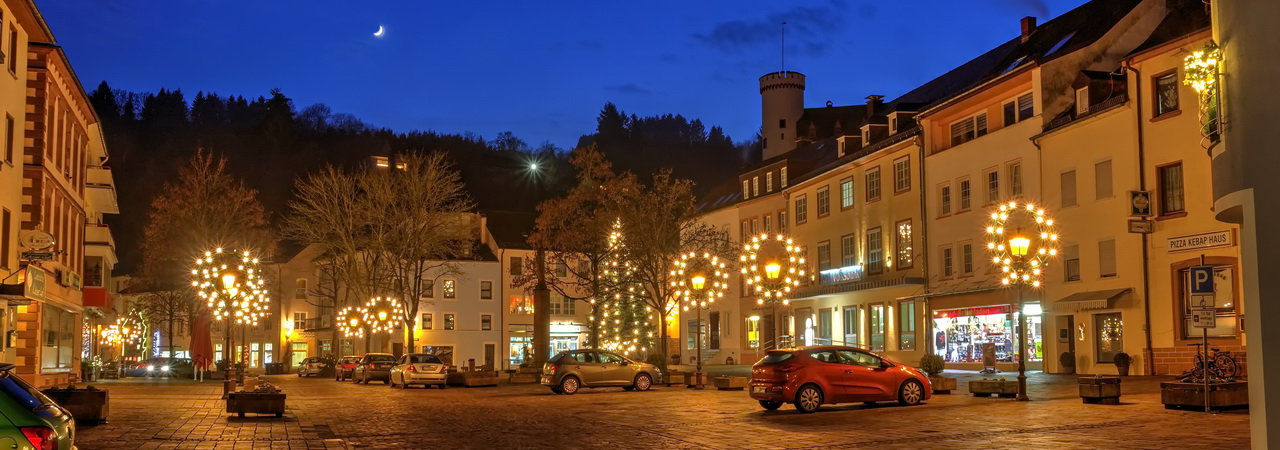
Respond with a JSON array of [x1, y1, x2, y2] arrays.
[[932, 306, 1041, 363]]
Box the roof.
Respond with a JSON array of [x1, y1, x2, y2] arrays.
[[482, 210, 536, 250], [796, 104, 867, 141], [1128, 0, 1212, 57], [696, 177, 744, 213]]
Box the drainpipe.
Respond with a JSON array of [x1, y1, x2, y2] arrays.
[[915, 133, 933, 357], [1124, 59, 1157, 376]]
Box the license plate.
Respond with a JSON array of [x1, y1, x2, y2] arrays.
[[752, 386, 766, 394]]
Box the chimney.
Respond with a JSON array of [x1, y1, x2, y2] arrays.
[[865, 95, 884, 119], [1021, 16, 1037, 42]]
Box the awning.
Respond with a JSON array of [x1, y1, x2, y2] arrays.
[[1055, 288, 1132, 312]]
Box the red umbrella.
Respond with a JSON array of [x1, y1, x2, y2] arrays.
[[190, 311, 215, 372]]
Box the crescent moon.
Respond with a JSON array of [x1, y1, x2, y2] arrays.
[[373, 26, 385, 37]]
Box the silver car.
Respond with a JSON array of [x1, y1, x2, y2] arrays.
[[540, 349, 661, 395], [388, 354, 449, 389]]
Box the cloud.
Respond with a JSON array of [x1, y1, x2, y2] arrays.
[[692, 0, 863, 57], [604, 83, 653, 95]]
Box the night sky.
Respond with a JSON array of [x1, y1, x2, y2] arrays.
[[41, 0, 1087, 149]]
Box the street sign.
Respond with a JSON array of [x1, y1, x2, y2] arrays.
[[1189, 265, 1215, 294], [1190, 294, 1215, 308], [1129, 191, 1152, 217], [20, 251, 52, 261], [18, 230, 55, 250], [1191, 309, 1217, 328], [1128, 219, 1153, 234]]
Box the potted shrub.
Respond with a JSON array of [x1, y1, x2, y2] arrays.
[[919, 354, 956, 394], [1113, 352, 1132, 377], [1059, 351, 1076, 374]]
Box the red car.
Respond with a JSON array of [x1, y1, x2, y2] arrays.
[[749, 345, 931, 413], [334, 355, 362, 381]]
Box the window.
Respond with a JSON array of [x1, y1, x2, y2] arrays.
[[422, 313, 433, 329], [742, 180, 749, 199], [939, 185, 952, 215], [779, 119, 786, 129], [1179, 265, 1238, 339], [779, 211, 787, 233], [1155, 72, 1179, 117], [870, 305, 885, 351], [555, 262, 568, 278], [442, 280, 456, 298], [763, 215, 772, 233], [949, 112, 988, 146], [985, 170, 999, 204], [895, 220, 913, 269], [577, 259, 589, 276], [1009, 163, 1023, 197], [842, 306, 860, 346], [4, 115, 13, 164], [509, 296, 533, 314], [294, 279, 308, 299], [1064, 244, 1081, 281], [710, 311, 721, 350], [1098, 239, 1117, 278], [816, 186, 830, 217], [481, 314, 492, 331], [549, 294, 562, 315], [686, 319, 707, 350], [866, 227, 883, 274], [423, 279, 434, 298], [840, 177, 854, 209], [0, 208, 9, 270], [959, 179, 971, 210], [865, 167, 881, 202], [781, 167, 788, 187], [509, 256, 522, 276], [899, 300, 917, 351], [746, 316, 761, 349], [1004, 101, 1017, 126], [767, 172, 774, 192], [1095, 160, 1113, 199], [840, 234, 856, 267], [741, 221, 749, 242], [1061, 170, 1077, 207], [250, 342, 261, 368], [293, 312, 306, 330], [1158, 163, 1185, 215], [838, 138, 847, 157], [480, 281, 493, 299], [1017, 93, 1034, 121], [818, 309, 832, 344], [750, 218, 758, 235], [1095, 313, 1123, 364], [561, 296, 576, 315], [6, 28, 14, 74], [444, 314, 456, 330], [1076, 87, 1090, 115], [942, 246, 954, 277], [752, 177, 759, 196], [794, 195, 808, 224], [962, 243, 974, 275], [817, 241, 831, 271], [40, 307, 74, 369], [893, 157, 911, 192]]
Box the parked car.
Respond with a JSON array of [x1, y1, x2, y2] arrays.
[[352, 353, 397, 384], [388, 354, 449, 389], [749, 346, 931, 413], [334, 356, 362, 381], [0, 363, 75, 449], [297, 357, 330, 377], [541, 349, 660, 395], [124, 358, 194, 378]]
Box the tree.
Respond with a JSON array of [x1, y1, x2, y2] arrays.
[[619, 170, 731, 361]]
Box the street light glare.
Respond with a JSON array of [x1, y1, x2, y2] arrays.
[[529, 162, 539, 171]]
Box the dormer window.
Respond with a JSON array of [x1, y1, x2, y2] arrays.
[[1075, 87, 1089, 116], [838, 138, 846, 158]]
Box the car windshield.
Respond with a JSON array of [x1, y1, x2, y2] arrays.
[[367, 355, 396, 362], [758, 351, 794, 364], [408, 355, 443, 364]]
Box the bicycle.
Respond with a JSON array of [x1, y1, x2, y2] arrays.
[[1179, 344, 1238, 383]]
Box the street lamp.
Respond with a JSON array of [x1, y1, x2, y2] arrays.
[[194, 248, 269, 387], [363, 297, 403, 352], [740, 233, 807, 349], [673, 251, 730, 389], [986, 201, 1058, 401]]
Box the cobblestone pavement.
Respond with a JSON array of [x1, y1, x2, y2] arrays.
[[74, 370, 1249, 449]]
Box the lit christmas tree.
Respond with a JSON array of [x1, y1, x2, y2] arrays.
[[596, 219, 655, 356]]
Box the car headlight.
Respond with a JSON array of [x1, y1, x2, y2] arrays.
[[161, 366, 170, 371], [146, 365, 154, 371]]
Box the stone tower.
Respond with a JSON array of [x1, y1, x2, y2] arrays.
[[759, 71, 806, 160]]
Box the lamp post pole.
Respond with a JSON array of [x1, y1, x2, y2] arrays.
[[1016, 284, 1028, 401]]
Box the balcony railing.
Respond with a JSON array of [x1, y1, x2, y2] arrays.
[[86, 166, 119, 214], [84, 223, 115, 251]]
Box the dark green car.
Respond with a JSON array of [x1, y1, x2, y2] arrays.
[[0, 363, 74, 449]]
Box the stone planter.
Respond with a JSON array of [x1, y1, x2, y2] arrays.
[[665, 372, 686, 387], [1078, 376, 1121, 404], [713, 376, 747, 391], [41, 386, 109, 425], [928, 376, 957, 394], [462, 371, 500, 387], [1161, 381, 1249, 411], [969, 378, 1017, 398], [226, 392, 285, 418]]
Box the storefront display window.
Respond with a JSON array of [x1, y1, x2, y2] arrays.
[[1179, 265, 1237, 339], [746, 317, 761, 349], [899, 300, 917, 351], [41, 307, 74, 370], [932, 305, 1042, 363], [509, 336, 532, 366], [1095, 313, 1123, 363]]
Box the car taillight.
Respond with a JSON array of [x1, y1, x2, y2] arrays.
[[547, 364, 557, 373], [21, 426, 55, 450], [407, 365, 416, 372], [776, 363, 802, 373]]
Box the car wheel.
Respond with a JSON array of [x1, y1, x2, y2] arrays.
[[898, 379, 925, 406], [794, 384, 823, 413], [389, 377, 397, 388], [632, 373, 653, 392], [759, 400, 783, 410], [560, 376, 581, 395]]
